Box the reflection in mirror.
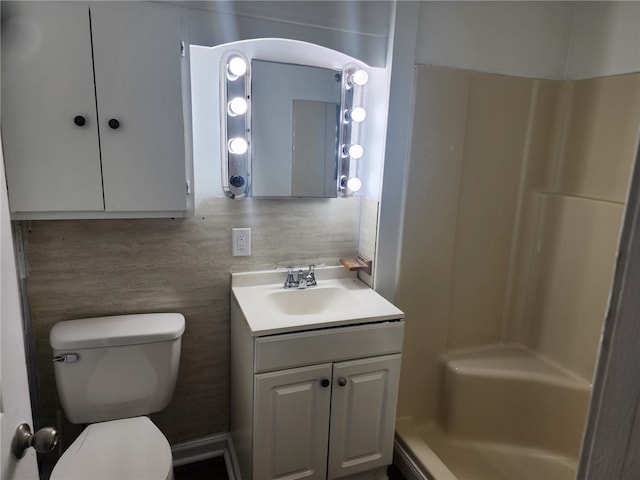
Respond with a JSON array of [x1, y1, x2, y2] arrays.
[[251, 60, 341, 197]]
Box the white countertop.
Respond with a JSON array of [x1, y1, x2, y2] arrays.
[[231, 267, 404, 336]]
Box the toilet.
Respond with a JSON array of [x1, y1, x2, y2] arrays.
[[48, 313, 185, 480]]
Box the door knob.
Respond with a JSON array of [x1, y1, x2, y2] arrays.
[[108, 118, 120, 129], [337, 378, 347, 387], [73, 115, 86, 127], [11, 423, 58, 459], [320, 379, 330, 388]]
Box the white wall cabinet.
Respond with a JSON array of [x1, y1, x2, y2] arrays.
[[231, 295, 404, 480], [1, 1, 192, 219]]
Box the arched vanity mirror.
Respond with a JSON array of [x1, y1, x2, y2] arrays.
[[251, 60, 341, 198], [209, 39, 371, 199]]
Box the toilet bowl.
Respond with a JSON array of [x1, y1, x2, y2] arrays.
[[50, 417, 173, 480], [48, 313, 185, 480]]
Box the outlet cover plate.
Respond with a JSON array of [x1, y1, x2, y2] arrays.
[[232, 228, 251, 256]]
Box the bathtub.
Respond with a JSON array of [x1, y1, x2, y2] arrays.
[[394, 345, 591, 480]]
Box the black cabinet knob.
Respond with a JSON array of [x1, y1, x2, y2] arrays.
[[320, 379, 330, 388], [338, 378, 347, 387], [73, 115, 86, 127], [108, 119, 120, 130]]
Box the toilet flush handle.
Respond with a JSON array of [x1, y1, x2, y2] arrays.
[[53, 353, 79, 363], [11, 424, 58, 458]]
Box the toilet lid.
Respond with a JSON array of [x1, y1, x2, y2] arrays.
[[51, 416, 172, 480]]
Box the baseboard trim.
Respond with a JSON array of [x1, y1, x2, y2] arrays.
[[225, 435, 241, 480], [175, 434, 425, 480], [171, 433, 229, 467], [171, 432, 241, 479], [394, 439, 431, 480]]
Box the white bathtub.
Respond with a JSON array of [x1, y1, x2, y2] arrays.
[[394, 345, 591, 480]]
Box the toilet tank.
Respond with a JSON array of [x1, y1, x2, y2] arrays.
[[50, 313, 185, 424]]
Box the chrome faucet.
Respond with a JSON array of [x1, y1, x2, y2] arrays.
[[283, 265, 317, 289]]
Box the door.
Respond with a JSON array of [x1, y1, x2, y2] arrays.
[[1, 139, 39, 478], [254, 364, 332, 480], [328, 354, 402, 479], [1, 2, 104, 213]]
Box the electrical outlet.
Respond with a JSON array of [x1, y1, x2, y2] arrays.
[[232, 228, 251, 256]]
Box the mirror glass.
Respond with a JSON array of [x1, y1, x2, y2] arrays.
[[251, 60, 341, 197]]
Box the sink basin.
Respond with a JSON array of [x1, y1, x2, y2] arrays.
[[266, 287, 360, 316], [231, 266, 404, 336]]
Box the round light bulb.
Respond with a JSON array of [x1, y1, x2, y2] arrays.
[[348, 144, 364, 159], [228, 137, 248, 155], [227, 56, 247, 77], [349, 107, 367, 123], [228, 97, 248, 116], [347, 177, 362, 192], [349, 69, 369, 87]]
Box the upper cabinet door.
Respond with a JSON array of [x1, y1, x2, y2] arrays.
[[1, 2, 104, 213], [90, 3, 187, 212], [328, 354, 402, 479]]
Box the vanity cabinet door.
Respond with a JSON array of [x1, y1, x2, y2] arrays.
[[327, 354, 402, 479], [254, 363, 332, 480]]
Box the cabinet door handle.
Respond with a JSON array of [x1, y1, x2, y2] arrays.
[[73, 115, 86, 127], [337, 378, 347, 387], [320, 379, 330, 388], [108, 118, 120, 130]]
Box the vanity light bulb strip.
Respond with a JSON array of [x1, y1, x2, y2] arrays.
[[338, 64, 368, 197], [221, 52, 251, 198]]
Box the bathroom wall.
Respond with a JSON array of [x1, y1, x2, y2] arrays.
[[415, 2, 574, 79], [376, 1, 577, 302], [12, 0, 391, 450], [393, 0, 640, 424], [396, 64, 640, 423], [22, 196, 360, 446], [506, 74, 640, 380], [566, 2, 640, 79], [395, 66, 558, 421], [184, 0, 391, 68], [415, 1, 640, 81]]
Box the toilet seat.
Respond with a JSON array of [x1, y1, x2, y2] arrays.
[[50, 416, 173, 480]]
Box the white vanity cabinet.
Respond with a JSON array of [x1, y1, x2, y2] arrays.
[[231, 289, 404, 480], [2, 1, 191, 219]]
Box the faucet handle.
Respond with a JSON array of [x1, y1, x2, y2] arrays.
[[306, 264, 317, 287], [284, 266, 297, 288]]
